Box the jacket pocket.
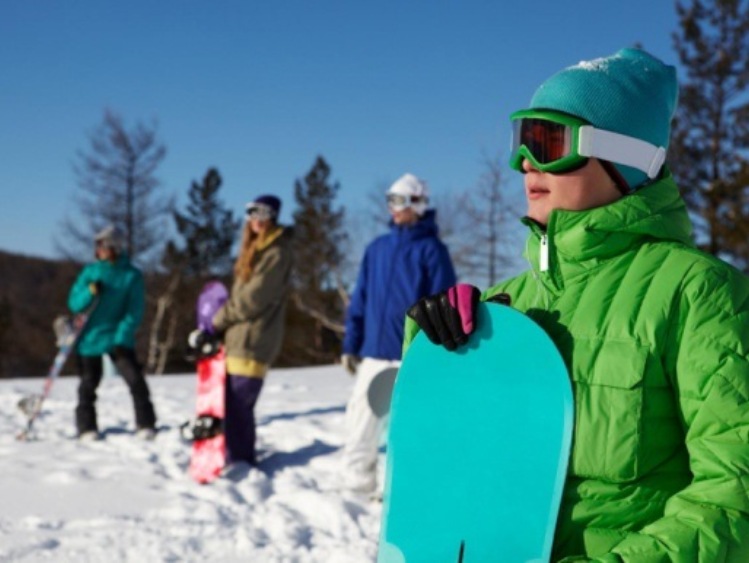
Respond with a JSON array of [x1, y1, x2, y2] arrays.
[[569, 338, 648, 482]]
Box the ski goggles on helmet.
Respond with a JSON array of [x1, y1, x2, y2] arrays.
[[509, 109, 667, 179], [386, 193, 427, 212], [245, 202, 275, 221]]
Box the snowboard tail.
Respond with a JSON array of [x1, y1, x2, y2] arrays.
[[188, 348, 227, 483]]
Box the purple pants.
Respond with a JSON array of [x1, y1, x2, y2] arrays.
[[224, 374, 264, 465]]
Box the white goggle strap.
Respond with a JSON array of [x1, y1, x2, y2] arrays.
[[577, 126, 667, 179]]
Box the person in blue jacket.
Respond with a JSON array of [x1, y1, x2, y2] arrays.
[[67, 226, 157, 440], [341, 173, 456, 493]]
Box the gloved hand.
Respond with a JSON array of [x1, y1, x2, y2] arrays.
[[89, 281, 103, 295], [341, 354, 360, 375], [187, 329, 206, 350], [187, 329, 221, 359], [407, 284, 509, 352]]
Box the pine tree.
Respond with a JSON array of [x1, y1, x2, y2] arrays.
[[671, 0, 749, 269], [168, 168, 239, 278], [292, 156, 347, 302], [147, 168, 238, 374], [285, 156, 348, 364]]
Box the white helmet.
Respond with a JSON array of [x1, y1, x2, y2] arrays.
[[386, 173, 430, 216]]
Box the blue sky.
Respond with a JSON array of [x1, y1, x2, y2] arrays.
[[1, 1, 680, 260]]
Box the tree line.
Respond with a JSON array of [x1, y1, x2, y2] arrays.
[[47, 107, 522, 375], [2, 0, 748, 376]]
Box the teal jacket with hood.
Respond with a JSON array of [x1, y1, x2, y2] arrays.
[[68, 254, 144, 356], [403, 172, 749, 561]]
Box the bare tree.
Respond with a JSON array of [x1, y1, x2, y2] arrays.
[[444, 154, 524, 287], [58, 109, 172, 266]]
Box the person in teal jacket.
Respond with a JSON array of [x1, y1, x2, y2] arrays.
[[68, 226, 157, 440], [405, 49, 749, 561]]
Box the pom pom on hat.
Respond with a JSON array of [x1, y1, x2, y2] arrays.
[[529, 48, 678, 190]]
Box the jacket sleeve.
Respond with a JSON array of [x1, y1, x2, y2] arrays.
[[114, 270, 144, 348], [342, 247, 369, 356], [68, 264, 96, 314], [213, 245, 291, 331], [602, 266, 749, 562], [424, 241, 457, 295]]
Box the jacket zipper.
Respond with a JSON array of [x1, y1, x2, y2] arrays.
[[539, 234, 549, 272]]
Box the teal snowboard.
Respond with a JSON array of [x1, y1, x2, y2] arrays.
[[378, 302, 573, 563]]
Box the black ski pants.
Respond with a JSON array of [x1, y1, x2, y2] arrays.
[[75, 347, 157, 434]]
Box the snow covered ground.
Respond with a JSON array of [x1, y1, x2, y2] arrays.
[[0, 365, 381, 562]]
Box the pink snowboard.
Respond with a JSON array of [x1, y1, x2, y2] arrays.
[[188, 347, 226, 484]]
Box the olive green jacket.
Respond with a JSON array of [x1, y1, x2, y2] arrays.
[[212, 227, 293, 373], [404, 172, 749, 562]]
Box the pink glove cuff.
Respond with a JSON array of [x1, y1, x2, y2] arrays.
[[447, 283, 478, 335]]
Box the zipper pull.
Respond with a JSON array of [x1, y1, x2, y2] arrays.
[[539, 234, 549, 272]]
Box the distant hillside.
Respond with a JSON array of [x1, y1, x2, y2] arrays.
[[0, 249, 82, 377], [0, 249, 343, 377]]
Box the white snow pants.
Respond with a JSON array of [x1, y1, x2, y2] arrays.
[[342, 357, 400, 493]]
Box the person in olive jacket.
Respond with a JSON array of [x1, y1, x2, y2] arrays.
[[210, 195, 293, 471], [68, 226, 157, 440], [406, 49, 749, 561]]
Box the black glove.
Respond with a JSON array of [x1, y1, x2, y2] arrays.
[[407, 284, 481, 351], [187, 329, 221, 360], [407, 284, 511, 352]]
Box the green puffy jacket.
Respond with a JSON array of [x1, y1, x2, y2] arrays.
[[404, 172, 749, 562], [68, 254, 144, 356]]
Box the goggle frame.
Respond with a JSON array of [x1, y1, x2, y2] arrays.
[[509, 109, 667, 180]]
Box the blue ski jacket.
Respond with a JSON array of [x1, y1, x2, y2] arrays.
[[343, 210, 456, 361], [68, 253, 144, 356]]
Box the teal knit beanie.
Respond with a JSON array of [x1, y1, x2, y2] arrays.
[[529, 48, 678, 190]]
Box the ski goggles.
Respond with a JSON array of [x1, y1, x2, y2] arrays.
[[245, 202, 276, 221], [509, 109, 667, 178], [386, 193, 426, 211]]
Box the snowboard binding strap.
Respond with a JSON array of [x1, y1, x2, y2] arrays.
[[180, 415, 224, 442]]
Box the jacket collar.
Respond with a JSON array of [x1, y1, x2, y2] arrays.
[[388, 209, 439, 240], [256, 225, 285, 251], [522, 171, 694, 293]]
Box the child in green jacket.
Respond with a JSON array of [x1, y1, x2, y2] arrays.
[[406, 48, 749, 562]]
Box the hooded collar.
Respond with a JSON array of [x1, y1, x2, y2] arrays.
[[388, 209, 439, 240], [522, 171, 693, 293]]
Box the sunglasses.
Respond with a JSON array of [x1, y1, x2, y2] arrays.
[[509, 109, 666, 178]]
